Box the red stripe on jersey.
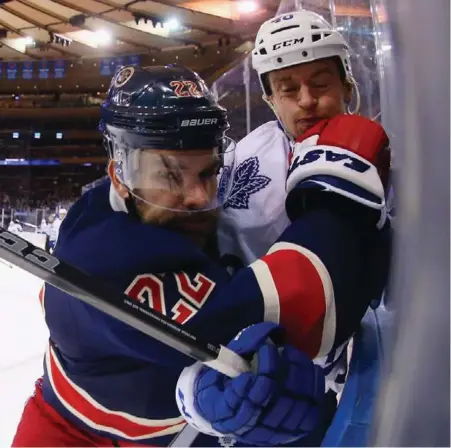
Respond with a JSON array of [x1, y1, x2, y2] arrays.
[[256, 242, 336, 359], [38, 286, 44, 306], [46, 345, 185, 440], [39, 284, 46, 316]]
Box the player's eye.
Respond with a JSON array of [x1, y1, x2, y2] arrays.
[[200, 162, 221, 180], [158, 170, 182, 186], [309, 76, 332, 89], [200, 168, 217, 180], [310, 82, 328, 89], [280, 85, 297, 93]]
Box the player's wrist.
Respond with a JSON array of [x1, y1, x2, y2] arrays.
[[176, 362, 225, 438], [286, 187, 387, 229]]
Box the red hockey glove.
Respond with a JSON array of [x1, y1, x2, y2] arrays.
[[286, 115, 391, 228]]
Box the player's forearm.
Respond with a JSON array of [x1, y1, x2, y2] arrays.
[[271, 115, 392, 358], [262, 205, 390, 358], [199, 204, 391, 360]]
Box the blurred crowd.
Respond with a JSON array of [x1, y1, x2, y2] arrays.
[[1, 192, 76, 213], [0, 93, 105, 109]]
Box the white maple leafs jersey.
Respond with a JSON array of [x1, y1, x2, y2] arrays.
[[218, 121, 291, 267], [218, 120, 348, 395]]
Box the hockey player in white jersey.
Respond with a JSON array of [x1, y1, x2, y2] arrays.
[[46, 208, 67, 251], [218, 9, 390, 399], [7, 219, 23, 234], [219, 9, 359, 265]]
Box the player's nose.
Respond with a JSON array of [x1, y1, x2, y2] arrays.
[[297, 85, 318, 110], [183, 183, 211, 210]]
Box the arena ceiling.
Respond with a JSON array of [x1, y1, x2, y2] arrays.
[[0, 0, 377, 59], [0, 0, 378, 91], [0, 0, 280, 63]]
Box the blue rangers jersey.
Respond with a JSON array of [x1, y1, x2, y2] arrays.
[[39, 177, 389, 446]]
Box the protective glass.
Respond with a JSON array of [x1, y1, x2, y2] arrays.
[[113, 137, 237, 212]]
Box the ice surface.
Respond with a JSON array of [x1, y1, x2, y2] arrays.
[[0, 261, 49, 445]]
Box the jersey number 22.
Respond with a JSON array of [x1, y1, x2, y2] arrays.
[[125, 272, 215, 325]]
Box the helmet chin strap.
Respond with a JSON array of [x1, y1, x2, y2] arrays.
[[347, 76, 361, 115]]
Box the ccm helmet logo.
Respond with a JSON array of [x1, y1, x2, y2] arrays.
[[181, 118, 218, 127], [273, 37, 304, 51]]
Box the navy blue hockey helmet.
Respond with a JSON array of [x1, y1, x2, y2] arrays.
[[100, 64, 236, 212]]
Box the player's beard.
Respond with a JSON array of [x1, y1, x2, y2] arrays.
[[164, 210, 218, 248], [135, 198, 219, 248]]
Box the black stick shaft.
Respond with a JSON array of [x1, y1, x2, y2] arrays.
[[0, 228, 221, 364]]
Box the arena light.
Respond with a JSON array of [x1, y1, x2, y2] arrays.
[[164, 18, 180, 31], [91, 29, 112, 46], [34, 132, 41, 139], [56, 132, 63, 139], [236, 0, 259, 14], [17, 35, 35, 46]]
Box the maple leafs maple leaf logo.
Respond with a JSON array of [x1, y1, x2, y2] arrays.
[[218, 157, 271, 210]]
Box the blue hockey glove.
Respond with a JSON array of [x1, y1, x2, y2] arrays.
[[176, 322, 326, 446]]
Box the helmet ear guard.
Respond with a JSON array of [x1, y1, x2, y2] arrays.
[[102, 132, 115, 160]]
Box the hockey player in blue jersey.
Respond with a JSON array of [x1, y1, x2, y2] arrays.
[[12, 63, 390, 447]]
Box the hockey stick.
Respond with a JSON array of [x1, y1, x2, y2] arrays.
[[17, 220, 38, 229], [0, 227, 249, 379]]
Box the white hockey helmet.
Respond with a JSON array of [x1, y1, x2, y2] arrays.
[[252, 10, 353, 97]]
